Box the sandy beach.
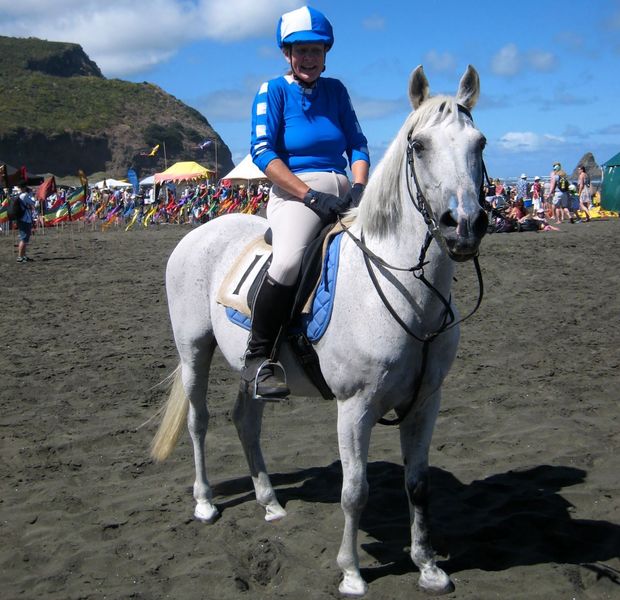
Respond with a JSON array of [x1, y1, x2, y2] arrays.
[[1, 218, 619, 599]]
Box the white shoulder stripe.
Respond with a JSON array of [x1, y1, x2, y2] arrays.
[[259, 82, 268, 94]]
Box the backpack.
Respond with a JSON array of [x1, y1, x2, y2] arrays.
[[558, 175, 569, 192], [7, 195, 24, 221]]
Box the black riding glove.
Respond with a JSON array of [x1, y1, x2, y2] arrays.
[[349, 183, 365, 207], [303, 189, 350, 224]]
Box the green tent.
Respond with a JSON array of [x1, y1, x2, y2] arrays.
[[601, 152, 620, 212]]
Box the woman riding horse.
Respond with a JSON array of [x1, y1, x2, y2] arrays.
[[245, 5, 370, 400]]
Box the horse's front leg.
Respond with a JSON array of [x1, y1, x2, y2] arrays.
[[399, 391, 454, 595], [232, 386, 286, 521], [336, 399, 374, 596]]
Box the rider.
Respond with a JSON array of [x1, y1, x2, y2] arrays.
[[245, 5, 370, 399]]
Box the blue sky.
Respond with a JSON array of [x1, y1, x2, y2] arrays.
[[1, 0, 619, 180]]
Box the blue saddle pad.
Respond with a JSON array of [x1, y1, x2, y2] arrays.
[[225, 232, 343, 343]]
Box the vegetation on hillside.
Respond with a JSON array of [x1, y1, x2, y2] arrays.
[[0, 35, 233, 176]]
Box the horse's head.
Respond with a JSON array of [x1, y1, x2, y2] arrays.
[[407, 65, 488, 262]]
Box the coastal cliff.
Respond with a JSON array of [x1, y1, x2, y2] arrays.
[[0, 36, 233, 179]]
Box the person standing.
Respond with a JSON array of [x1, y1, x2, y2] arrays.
[[247, 5, 370, 399], [516, 174, 532, 214], [16, 182, 36, 262], [531, 176, 543, 215], [547, 162, 570, 223], [577, 165, 592, 222]]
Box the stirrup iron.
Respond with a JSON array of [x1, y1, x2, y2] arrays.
[[252, 359, 289, 402]]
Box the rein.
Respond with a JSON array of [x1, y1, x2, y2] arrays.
[[338, 103, 489, 426]]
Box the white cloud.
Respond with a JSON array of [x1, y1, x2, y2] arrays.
[[499, 131, 564, 152], [598, 123, 620, 135], [491, 44, 520, 76], [362, 15, 386, 31], [424, 50, 456, 73], [491, 44, 558, 77], [527, 50, 556, 72], [0, 0, 300, 76], [199, 0, 299, 40]]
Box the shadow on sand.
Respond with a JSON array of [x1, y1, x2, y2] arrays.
[[211, 461, 620, 583]]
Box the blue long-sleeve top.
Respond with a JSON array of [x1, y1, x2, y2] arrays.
[[251, 75, 370, 175]]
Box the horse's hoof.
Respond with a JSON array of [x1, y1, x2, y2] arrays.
[[418, 566, 455, 596], [194, 502, 219, 523], [264, 504, 287, 522], [339, 574, 368, 597]]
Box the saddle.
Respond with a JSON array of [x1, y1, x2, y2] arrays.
[[216, 223, 344, 399]]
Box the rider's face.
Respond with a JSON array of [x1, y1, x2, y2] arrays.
[[286, 43, 326, 84]]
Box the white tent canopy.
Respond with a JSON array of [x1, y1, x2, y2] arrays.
[[140, 175, 155, 186], [93, 178, 132, 189], [221, 154, 268, 182]]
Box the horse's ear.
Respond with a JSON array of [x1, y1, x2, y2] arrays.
[[409, 65, 430, 110], [456, 65, 480, 111]]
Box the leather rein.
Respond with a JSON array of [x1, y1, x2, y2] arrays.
[[339, 103, 492, 426]]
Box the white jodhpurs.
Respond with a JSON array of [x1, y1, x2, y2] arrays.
[[266, 171, 350, 286]]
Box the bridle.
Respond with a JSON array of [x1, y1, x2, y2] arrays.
[[339, 102, 492, 425]]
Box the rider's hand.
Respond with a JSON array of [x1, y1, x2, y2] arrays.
[[348, 183, 365, 207], [303, 189, 350, 224]]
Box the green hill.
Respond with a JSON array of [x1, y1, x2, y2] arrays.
[[0, 36, 233, 179]]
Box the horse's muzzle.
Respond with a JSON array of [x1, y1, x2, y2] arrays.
[[438, 208, 488, 262]]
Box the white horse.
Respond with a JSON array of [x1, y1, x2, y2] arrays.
[[152, 65, 488, 596]]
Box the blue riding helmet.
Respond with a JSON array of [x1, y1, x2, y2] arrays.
[[276, 6, 334, 50]]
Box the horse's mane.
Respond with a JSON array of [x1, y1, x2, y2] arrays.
[[347, 95, 463, 238]]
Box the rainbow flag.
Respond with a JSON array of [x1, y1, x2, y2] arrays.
[[43, 187, 88, 226]]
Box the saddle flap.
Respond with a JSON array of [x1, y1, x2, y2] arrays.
[[216, 236, 272, 316]]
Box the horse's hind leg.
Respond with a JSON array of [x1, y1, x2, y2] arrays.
[[182, 352, 219, 523], [232, 386, 286, 521], [399, 391, 454, 595]]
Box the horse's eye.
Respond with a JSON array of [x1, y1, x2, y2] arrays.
[[411, 139, 424, 153]]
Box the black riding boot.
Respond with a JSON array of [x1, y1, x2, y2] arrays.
[[242, 273, 295, 399]]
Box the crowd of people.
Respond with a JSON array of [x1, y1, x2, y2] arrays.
[[484, 162, 598, 233], [1, 179, 271, 228], [87, 180, 271, 229]]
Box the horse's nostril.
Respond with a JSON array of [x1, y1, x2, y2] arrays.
[[473, 209, 488, 237], [439, 210, 458, 228]]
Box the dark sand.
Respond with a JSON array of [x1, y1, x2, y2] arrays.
[[2, 219, 619, 599]]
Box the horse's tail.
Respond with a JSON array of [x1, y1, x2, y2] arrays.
[[150, 365, 189, 462]]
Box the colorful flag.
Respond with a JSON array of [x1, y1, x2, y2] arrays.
[[43, 187, 86, 226], [36, 176, 57, 201], [0, 164, 7, 189], [78, 169, 88, 187], [43, 203, 71, 226], [0, 197, 8, 224], [140, 144, 160, 157], [127, 168, 139, 195]]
